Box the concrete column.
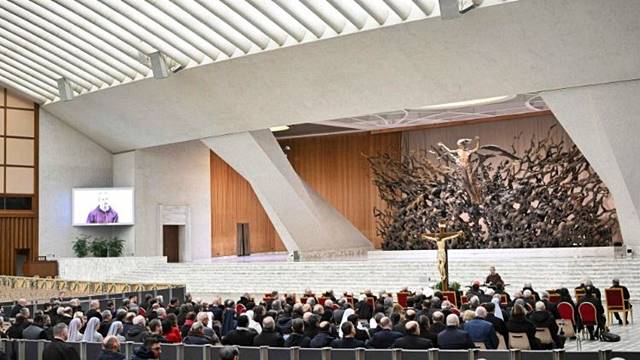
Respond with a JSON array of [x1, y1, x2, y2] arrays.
[[202, 130, 372, 260], [542, 80, 640, 249]]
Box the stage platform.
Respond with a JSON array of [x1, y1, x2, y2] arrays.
[[57, 247, 640, 302]]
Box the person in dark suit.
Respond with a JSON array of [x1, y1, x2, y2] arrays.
[[222, 315, 258, 346], [310, 321, 335, 348], [437, 314, 474, 350], [527, 302, 562, 349], [253, 317, 284, 347], [97, 336, 126, 360], [331, 322, 366, 348], [22, 313, 48, 340], [366, 317, 403, 348], [611, 278, 632, 324], [577, 287, 606, 340], [42, 323, 80, 360], [284, 318, 311, 348], [391, 321, 433, 349], [464, 307, 498, 349], [507, 304, 540, 349], [483, 303, 508, 347]]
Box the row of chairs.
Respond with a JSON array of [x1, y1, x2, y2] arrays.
[[0, 339, 628, 360]]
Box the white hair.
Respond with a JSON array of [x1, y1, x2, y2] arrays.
[[535, 301, 546, 312], [475, 307, 487, 318], [446, 314, 460, 326], [132, 315, 146, 326]]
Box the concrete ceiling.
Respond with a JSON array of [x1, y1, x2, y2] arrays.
[[43, 0, 640, 153]]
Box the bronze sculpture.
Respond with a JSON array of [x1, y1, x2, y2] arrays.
[[422, 220, 464, 291]]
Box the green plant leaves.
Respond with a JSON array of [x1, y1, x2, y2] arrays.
[[73, 234, 125, 257]]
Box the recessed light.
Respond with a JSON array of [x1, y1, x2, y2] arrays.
[[420, 95, 517, 111], [269, 125, 290, 132]]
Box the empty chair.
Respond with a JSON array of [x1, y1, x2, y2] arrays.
[[508, 333, 531, 350]]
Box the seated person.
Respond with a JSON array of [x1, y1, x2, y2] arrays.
[[331, 322, 366, 348], [522, 283, 540, 302], [284, 318, 311, 348], [366, 317, 402, 349], [463, 307, 498, 349], [576, 279, 601, 300], [610, 278, 631, 324], [486, 266, 504, 287], [466, 280, 485, 299], [391, 321, 433, 349], [507, 304, 540, 350], [577, 287, 606, 339], [526, 302, 562, 349], [438, 314, 474, 349]]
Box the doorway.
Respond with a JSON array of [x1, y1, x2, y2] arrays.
[[163, 225, 180, 263], [15, 249, 29, 276], [236, 223, 250, 256]]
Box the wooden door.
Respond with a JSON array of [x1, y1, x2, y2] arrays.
[[236, 223, 250, 256], [163, 225, 179, 263]]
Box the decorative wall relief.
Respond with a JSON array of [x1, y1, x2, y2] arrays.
[[369, 127, 619, 249]]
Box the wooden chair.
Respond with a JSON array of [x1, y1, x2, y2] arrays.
[[535, 327, 554, 346], [605, 288, 633, 326], [441, 291, 458, 308], [508, 332, 531, 350], [575, 288, 586, 303], [397, 292, 409, 308], [473, 342, 487, 349], [496, 333, 507, 349]]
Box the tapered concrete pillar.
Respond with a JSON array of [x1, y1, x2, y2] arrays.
[[542, 80, 640, 249], [202, 130, 372, 260]]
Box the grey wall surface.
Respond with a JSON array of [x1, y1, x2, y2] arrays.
[[38, 110, 114, 258]]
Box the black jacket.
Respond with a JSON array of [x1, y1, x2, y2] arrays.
[[485, 314, 508, 346], [222, 328, 257, 346], [527, 310, 561, 348], [42, 339, 81, 360], [130, 346, 156, 360], [253, 329, 284, 347], [392, 334, 433, 349], [437, 327, 474, 350], [184, 334, 216, 345], [507, 316, 539, 350], [22, 324, 48, 340], [366, 329, 403, 349], [96, 350, 126, 360], [125, 325, 149, 343], [310, 332, 335, 348], [331, 337, 365, 349], [284, 333, 311, 348]]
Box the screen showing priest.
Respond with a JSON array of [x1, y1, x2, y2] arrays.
[[72, 188, 134, 226]]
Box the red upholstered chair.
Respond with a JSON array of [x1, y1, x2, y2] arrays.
[[450, 308, 460, 316], [397, 292, 409, 308], [366, 297, 375, 307], [500, 294, 509, 306], [318, 297, 327, 306], [460, 295, 469, 305], [578, 302, 598, 339], [605, 288, 633, 326], [441, 291, 458, 308], [556, 302, 577, 338], [300, 297, 308, 304], [235, 303, 246, 315], [549, 294, 561, 304]]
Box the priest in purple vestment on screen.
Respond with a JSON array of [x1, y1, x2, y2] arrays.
[[86, 192, 118, 224]]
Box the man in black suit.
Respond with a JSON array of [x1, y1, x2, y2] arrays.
[[366, 317, 403, 348], [437, 314, 474, 350], [310, 321, 335, 348], [222, 315, 258, 346], [331, 322, 366, 348], [253, 317, 284, 347], [391, 321, 433, 349], [577, 287, 606, 339], [611, 278, 632, 324], [43, 323, 80, 360]]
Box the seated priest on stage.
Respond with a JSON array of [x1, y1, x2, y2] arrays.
[[576, 279, 601, 300], [466, 280, 484, 298], [576, 287, 606, 340], [486, 266, 504, 287], [611, 278, 631, 325]]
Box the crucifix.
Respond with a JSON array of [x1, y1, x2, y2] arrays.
[[422, 220, 464, 291]]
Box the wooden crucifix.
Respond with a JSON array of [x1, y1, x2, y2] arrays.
[[422, 220, 464, 291]]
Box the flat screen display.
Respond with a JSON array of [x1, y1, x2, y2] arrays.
[[72, 188, 134, 226]]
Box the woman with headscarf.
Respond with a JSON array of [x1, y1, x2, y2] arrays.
[[83, 317, 104, 343], [491, 297, 505, 321], [68, 317, 83, 342], [245, 310, 262, 334], [107, 321, 126, 342]]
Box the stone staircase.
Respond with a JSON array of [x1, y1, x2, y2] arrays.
[[72, 248, 640, 301]]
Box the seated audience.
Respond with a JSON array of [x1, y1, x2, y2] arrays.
[[284, 318, 311, 347], [184, 322, 218, 345], [310, 321, 335, 348], [22, 312, 48, 340], [97, 335, 125, 360], [392, 321, 433, 349], [366, 316, 402, 348], [507, 304, 539, 350], [223, 315, 257, 346], [438, 314, 474, 349], [463, 307, 498, 349], [610, 278, 631, 325], [126, 315, 149, 343], [131, 336, 161, 360], [331, 322, 366, 348], [43, 323, 80, 360], [522, 283, 540, 302], [254, 317, 284, 347]]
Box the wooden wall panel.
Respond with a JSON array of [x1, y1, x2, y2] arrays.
[[280, 132, 401, 249], [210, 152, 285, 257], [0, 217, 38, 275], [210, 131, 401, 256]]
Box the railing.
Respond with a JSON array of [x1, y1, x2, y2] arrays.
[[0, 275, 185, 317], [0, 339, 632, 360]]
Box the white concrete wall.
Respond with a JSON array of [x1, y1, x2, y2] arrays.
[[113, 151, 136, 255], [133, 141, 212, 260], [38, 110, 114, 258]]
